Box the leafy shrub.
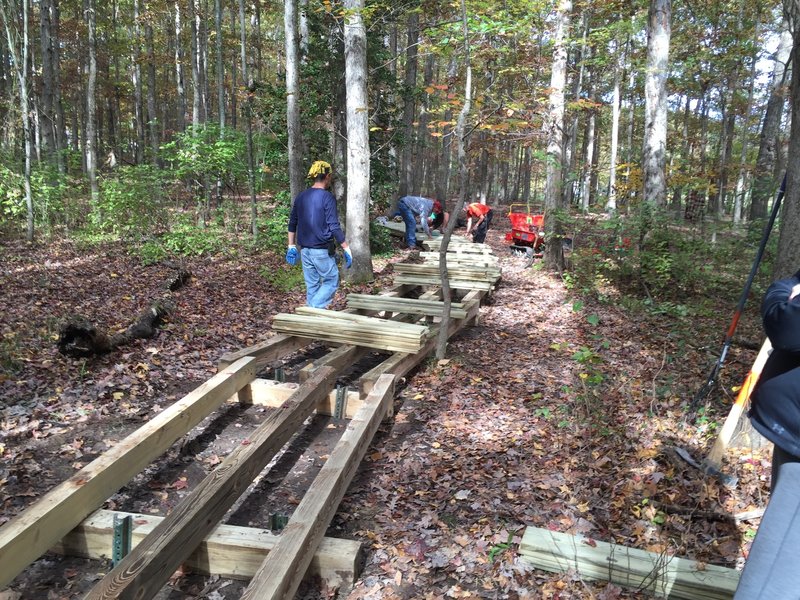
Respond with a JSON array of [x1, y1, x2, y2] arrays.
[[258, 191, 293, 254], [369, 219, 394, 256], [161, 215, 226, 256], [259, 264, 305, 292], [93, 165, 166, 239]]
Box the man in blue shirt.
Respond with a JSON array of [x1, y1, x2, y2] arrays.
[[395, 196, 434, 249], [286, 161, 352, 308]]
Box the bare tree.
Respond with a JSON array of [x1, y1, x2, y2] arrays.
[[86, 0, 99, 206], [1, 0, 34, 240], [343, 0, 373, 282], [642, 0, 671, 207], [285, 0, 304, 200], [239, 0, 258, 238], [543, 0, 571, 271]]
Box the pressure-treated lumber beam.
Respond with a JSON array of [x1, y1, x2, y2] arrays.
[[217, 334, 310, 371], [242, 374, 396, 600], [346, 294, 468, 319], [393, 274, 494, 291], [53, 509, 362, 587], [85, 366, 338, 600], [234, 378, 364, 418], [0, 357, 257, 590], [519, 526, 739, 600], [298, 343, 371, 383]]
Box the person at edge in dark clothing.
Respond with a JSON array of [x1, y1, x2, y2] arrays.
[[286, 160, 352, 308], [463, 202, 493, 243], [734, 269, 800, 599]]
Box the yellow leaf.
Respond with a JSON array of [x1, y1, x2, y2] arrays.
[[112, 391, 124, 400], [432, 442, 441, 448]]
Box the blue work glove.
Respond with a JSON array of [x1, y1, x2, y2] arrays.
[[343, 248, 353, 269], [285, 245, 298, 266]]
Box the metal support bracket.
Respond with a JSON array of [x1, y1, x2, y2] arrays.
[[269, 512, 289, 532], [112, 514, 133, 566], [274, 366, 285, 383], [334, 385, 348, 419]]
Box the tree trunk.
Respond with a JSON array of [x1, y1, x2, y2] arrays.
[[642, 0, 671, 207], [215, 0, 224, 130], [543, 0, 571, 271], [174, 1, 187, 132], [39, 0, 56, 164], [239, 0, 258, 239], [1, 0, 34, 241], [607, 40, 621, 213], [144, 0, 159, 166], [773, 12, 800, 279], [398, 11, 419, 199], [564, 10, 589, 208], [436, 0, 472, 361], [343, 0, 373, 283], [733, 19, 760, 225], [751, 17, 791, 221], [86, 0, 99, 206], [132, 0, 145, 163], [285, 0, 304, 201], [190, 0, 201, 128]]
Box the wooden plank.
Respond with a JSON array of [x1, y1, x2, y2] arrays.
[[298, 343, 371, 383], [0, 357, 257, 590], [393, 274, 494, 291], [377, 220, 431, 241], [234, 378, 364, 418], [217, 334, 309, 371], [519, 526, 739, 600], [242, 374, 396, 600], [393, 262, 501, 281], [84, 366, 338, 600], [346, 294, 468, 320], [359, 291, 482, 395], [53, 509, 362, 587]]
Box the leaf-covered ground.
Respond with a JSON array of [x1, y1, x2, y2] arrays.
[[0, 227, 771, 599]]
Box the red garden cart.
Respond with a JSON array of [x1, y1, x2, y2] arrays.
[[506, 204, 545, 262]]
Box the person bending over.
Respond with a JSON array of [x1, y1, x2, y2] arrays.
[[463, 202, 493, 243]]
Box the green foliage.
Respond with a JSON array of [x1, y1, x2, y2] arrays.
[[161, 124, 248, 192], [160, 216, 226, 256], [0, 162, 26, 220], [257, 191, 293, 254], [259, 264, 305, 293], [93, 165, 167, 239], [369, 219, 394, 256]]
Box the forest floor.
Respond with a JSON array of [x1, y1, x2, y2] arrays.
[[0, 223, 772, 599]]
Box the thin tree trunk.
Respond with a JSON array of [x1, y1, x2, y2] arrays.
[[607, 41, 621, 213], [86, 0, 99, 206], [39, 0, 56, 163], [215, 0, 224, 130], [733, 19, 760, 225], [132, 0, 145, 163], [144, 0, 159, 166], [436, 0, 471, 360], [239, 0, 258, 238], [174, 1, 187, 132], [285, 0, 304, 200], [398, 11, 419, 198], [190, 0, 201, 128], [1, 0, 34, 240], [751, 17, 791, 221]]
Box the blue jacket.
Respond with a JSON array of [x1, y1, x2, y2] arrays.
[[750, 270, 800, 457], [288, 187, 346, 249]]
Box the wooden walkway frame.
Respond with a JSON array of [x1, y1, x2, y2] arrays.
[[53, 509, 362, 587], [241, 374, 396, 599], [0, 356, 257, 590], [519, 526, 740, 600], [84, 366, 338, 600]]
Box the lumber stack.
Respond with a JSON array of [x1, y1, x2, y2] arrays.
[[519, 526, 739, 600], [392, 262, 500, 291], [272, 307, 429, 353], [423, 238, 493, 254], [419, 251, 499, 268], [346, 294, 468, 320]]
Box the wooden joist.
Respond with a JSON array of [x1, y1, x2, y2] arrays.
[[217, 334, 309, 371], [393, 273, 494, 291], [519, 526, 740, 600], [423, 239, 494, 254], [419, 251, 499, 267], [0, 357, 257, 590], [346, 294, 468, 320], [242, 374, 396, 600], [84, 366, 338, 600], [393, 262, 501, 283], [53, 509, 362, 587], [233, 378, 364, 418], [272, 308, 429, 353]]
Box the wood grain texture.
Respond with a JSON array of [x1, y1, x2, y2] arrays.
[[84, 366, 338, 600], [241, 374, 396, 600], [0, 357, 257, 589], [519, 526, 739, 600], [217, 334, 309, 370], [53, 509, 362, 587]]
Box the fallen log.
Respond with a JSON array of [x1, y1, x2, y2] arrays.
[[57, 269, 190, 357]]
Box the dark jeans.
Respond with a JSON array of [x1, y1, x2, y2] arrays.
[[472, 209, 493, 243], [397, 199, 418, 248]]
